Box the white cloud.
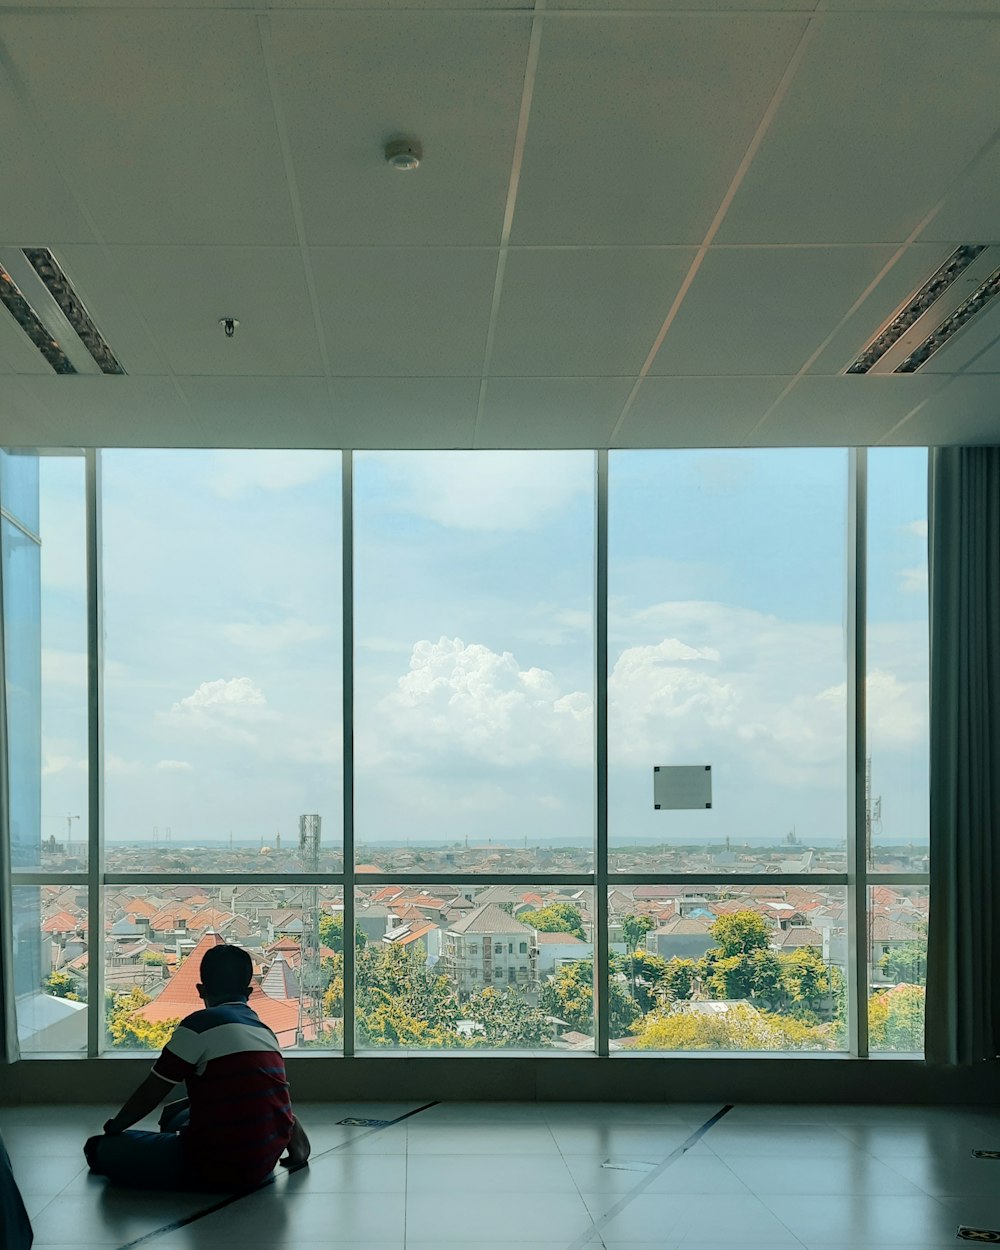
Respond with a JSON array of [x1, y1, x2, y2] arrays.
[[222, 619, 328, 652], [172, 677, 266, 713], [42, 649, 87, 688], [362, 637, 592, 768], [42, 753, 86, 778], [902, 519, 928, 539], [208, 451, 336, 500], [899, 564, 928, 594], [155, 759, 193, 773], [370, 452, 591, 532], [106, 754, 141, 776]]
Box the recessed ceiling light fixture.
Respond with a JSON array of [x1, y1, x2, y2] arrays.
[[847, 244, 1000, 375], [23, 247, 125, 374], [0, 263, 76, 374]]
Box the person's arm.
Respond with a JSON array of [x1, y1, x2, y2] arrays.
[[102, 1071, 175, 1136], [279, 1115, 311, 1169]]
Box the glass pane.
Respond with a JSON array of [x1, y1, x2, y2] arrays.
[[355, 883, 594, 1049], [611, 884, 848, 1052], [866, 449, 929, 872], [354, 452, 595, 874], [3, 454, 89, 872], [101, 451, 342, 873], [14, 886, 88, 1054], [868, 885, 926, 1054], [609, 450, 848, 872], [103, 885, 344, 1052]]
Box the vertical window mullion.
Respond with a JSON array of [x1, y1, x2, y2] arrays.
[[595, 450, 610, 1058], [85, 449, 105, 1059], [847, 448, 869, 1057], [342, 451, 356, 1058]]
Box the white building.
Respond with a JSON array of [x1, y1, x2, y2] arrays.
[[442, 903, 537, 999]]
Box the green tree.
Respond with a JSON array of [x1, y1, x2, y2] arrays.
[[659, 957, 698, 1005], [141, 951, 168, 966], [631, 1001, 837, 1052], [518, 904, 584, 940], [462, 987, 549, 1047], [779, 946, 835, 1015], [701, 947, 782, 1004], [879, 942, 927, 986], [43, 969, 79, 1000], [319, 913, 368, 953], [627, 950, 672, 1012], [709, 910, 771, 957], [355, 942, 460, 1047], [869, 985, 925, 1051], [106, 987, 178, 1050], [622, 913, 655, 955], [539, 959, 639, 1038]]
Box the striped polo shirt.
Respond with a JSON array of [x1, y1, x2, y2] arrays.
[[153, 1001, 294, 1188]]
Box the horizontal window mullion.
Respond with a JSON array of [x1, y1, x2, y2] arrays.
[[12, 872, 88, 887], [862, 873, 929, 887], [101, 872, 347, 887], [603, 873, 850, 888]]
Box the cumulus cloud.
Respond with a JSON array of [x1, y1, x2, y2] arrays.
[[369, 452, 592, 532], [222, 619, 328, 652], [172, 677, 266, 713], [42, 753, 87, 778], [208, 451, 337, 500], [363, 637, 592, 768], [155, 759, 193, 773], [902, 519, 928, 539], [165, 677, 273, 744]]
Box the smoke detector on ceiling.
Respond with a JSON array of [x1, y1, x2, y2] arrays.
[[384, 138, 422, 171]]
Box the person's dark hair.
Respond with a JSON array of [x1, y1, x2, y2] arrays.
[[199, 944, 253, 999]]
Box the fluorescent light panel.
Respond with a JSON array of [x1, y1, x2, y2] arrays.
[[847, 245, 985, 375], [895, 265, 1000, 373], [0, 264, 76, 374], [23, 248, 125, 375]]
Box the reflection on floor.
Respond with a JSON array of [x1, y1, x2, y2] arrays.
[[1, 1099, 999, 1249]]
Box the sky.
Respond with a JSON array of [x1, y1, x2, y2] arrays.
[[36, 446, 929, 859]]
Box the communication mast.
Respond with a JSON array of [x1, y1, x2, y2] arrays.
[[298, 814, 324, 1044]]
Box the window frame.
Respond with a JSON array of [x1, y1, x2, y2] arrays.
[[4, 447, 929, 1059]]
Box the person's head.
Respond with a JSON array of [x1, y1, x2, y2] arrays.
[[197, 943, 253, 1007]]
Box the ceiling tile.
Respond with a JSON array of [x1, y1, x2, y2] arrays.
[[94, 247, 323, 377], [268, 13, 530, 245], [921, 300, 1000, 375], [512, 15, 807, 244], [477, 377, 634, 447], [923, 143, 1000, 243], [328, 377, 480, 448], [616, 376, 790, 446], [648, 246, 899, 376], [1, 11, 296, 245], [17, 376, 204, 447], [0, 376, 61, 446], [0, 81, 93, 245], [754, 374, 949, 445], [808, 243, 955, 376], [491, 248, 695, 376], [719, 14, 1000, 244], [310, 247, 496, 376], [176, 377, 333, 447], [885, 376, 1000, 445]]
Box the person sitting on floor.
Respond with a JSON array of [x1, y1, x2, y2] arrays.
[[84, 943, 310, 1191]]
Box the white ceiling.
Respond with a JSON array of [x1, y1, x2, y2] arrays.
[[0, 0, 997, 450]]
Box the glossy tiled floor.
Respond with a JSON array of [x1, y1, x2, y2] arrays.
[[2, 1099, 999, 1249]]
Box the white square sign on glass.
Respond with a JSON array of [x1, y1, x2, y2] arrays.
[[653, 765, 712, 810]]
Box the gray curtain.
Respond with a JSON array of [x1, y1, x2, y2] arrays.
[[925, 446, 1000, 1066]]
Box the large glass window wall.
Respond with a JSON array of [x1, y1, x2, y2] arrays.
[[2, 447, 929, 1058]]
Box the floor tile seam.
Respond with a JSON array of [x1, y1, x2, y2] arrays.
[[561, 1105, 734, 1250]]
